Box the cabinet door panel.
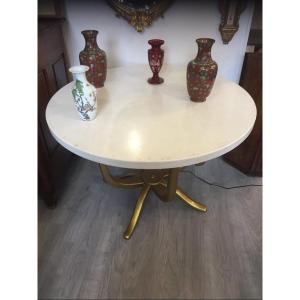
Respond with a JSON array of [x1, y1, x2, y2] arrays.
[[38, 70, 58, 156], [52, 54, 68, 90], [38, 22, 64, 69], [38, 20, 73, 207], [225, 51, 262, 176]]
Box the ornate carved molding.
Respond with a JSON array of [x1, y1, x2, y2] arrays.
[[107, 0, 173, 33], [219, 0, 248, 44]]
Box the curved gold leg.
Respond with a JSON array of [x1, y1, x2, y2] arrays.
[[99, 164, 207, 239], [99, 164, 144, 188], [176, 188, 207, 212], [124, 184, 151, 240]]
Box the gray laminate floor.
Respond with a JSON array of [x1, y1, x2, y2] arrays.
[[38, 157, 262, 300]]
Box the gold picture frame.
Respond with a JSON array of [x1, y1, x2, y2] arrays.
[[107, 0, 173, 33]]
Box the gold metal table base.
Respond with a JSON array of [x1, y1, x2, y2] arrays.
[[99, 164, 207, 240]]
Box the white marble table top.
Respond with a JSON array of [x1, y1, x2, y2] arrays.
[[46, 65, 256, 169]]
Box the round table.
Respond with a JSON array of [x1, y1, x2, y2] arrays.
[[46, 65, 256, 239]]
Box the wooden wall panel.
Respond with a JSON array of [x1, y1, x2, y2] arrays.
[[38, 20, 73, 207], [225, 51, 262, 176]]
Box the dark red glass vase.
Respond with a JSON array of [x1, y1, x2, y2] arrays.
[[79, 30, 107, 88], [147, 39, 164, 84]]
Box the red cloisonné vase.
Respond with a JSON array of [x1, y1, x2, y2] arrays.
[[79, 30, 107, 88], [147, 39, 164, 84], [187, 38, 218, 102]]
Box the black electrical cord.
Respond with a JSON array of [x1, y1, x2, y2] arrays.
[[111, 169, 262, 190], [180, 169, 262, 190]]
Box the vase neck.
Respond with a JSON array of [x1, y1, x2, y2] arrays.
[[69, 65, 89, 82], [151, 45, 162, 50], [195, 39, 214, 63], [74, 72, 87, 82], [82, 31, 100, 51]]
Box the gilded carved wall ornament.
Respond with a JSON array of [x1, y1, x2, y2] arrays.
[[219, 0, 248, 44], [107, 0, 173, 32]]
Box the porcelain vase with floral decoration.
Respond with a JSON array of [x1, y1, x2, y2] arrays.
[[79, 30, 107, 88], [69, 65, 97, 121], [187, 38, 218, 102]]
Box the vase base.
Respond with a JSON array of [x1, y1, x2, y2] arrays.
[[190, 96, 207, 102], [148, 77, 164, 85]]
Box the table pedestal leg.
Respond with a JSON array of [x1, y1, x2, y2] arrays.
[[124, 184, 151, 240], [99, 164, 207, 239], [176, 188, 207, 212]]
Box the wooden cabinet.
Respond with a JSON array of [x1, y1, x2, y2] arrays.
[[38, 0, 65, 19], [38, 20, 73, 207], [224, 51, 262, 176]]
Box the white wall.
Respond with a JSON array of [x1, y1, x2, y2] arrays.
[[63, 0, 254, 82]]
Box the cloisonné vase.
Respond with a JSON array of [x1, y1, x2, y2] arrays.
[[79, 30, 107, 88], [147, 39, 164, 84], [69, 65, 97, 121], [187, 38, 218, 102]]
